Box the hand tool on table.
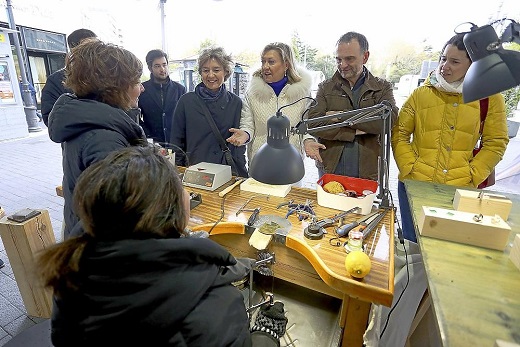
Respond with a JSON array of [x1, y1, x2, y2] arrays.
[[336, 209, 387, 238], [304, 206, 360, 240], [218, 177, 244, 197]]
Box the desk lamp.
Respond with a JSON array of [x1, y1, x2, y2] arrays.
[[249, 98, 393, 208], [462, 19, 520, 103]]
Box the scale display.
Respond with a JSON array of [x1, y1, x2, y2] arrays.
[[183, 170, 216, 189], [182, 162, 232, 191]]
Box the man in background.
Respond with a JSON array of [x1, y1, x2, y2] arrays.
[[138, 49, 185, 145], [41, 28, 97, 126], [307, 31, 398, 181]]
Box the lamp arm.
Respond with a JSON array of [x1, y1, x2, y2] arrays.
[[292, 102, 391, 135], [292, 102, 393, 208]]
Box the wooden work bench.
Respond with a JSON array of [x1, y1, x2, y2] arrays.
[[404, 180, 520, 346], [185, 180, 395, 347]]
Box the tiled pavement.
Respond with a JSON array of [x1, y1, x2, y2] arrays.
[[0, 122, 519, 345]]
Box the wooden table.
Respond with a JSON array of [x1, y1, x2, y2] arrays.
[[186, 180, 395, 347], [404, 180, 520, 346]]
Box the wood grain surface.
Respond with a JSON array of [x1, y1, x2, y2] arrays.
[[186, 178, 395, 347], [404, 180, 520, 347]]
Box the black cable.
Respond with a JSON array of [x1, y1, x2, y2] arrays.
[[379, 191, 410, 340], [277, 96, 317, 117], [156, 141, 190, 168]]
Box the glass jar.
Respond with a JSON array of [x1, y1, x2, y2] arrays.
[[347, 230, 363, 252]]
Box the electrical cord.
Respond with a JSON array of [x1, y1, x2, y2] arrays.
[[379, 191, 410, 340], [208, 194, 227, 234], [155, 141, 191, 168]]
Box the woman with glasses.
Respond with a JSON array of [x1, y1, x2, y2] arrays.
[[226, 42, 325, 168], [170, 46, 248, 177]]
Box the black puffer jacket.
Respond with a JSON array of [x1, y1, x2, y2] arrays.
[[48, 94, 146, 239], [51, 237, 252, 347], [41, 69, 69, 126], [138, 75, 186, 144]]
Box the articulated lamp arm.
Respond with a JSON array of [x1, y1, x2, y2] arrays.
[[292, 101, 393, 208]]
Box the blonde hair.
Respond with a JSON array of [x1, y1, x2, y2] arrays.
[[253, 42, 302, 83]]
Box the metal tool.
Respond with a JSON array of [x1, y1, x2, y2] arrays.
[[218, 177, 244, 197], [336, 210, 386, 238], [236, 195, 268, 216], [303, 207, 360, 240]]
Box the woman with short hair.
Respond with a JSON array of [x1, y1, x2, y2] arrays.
[[48, 38, 146, 239]]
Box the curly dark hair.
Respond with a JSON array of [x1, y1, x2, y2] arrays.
[[64, 39, 143, 110]]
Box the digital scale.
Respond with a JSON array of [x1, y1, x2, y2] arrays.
[[182, 162, 232, 191]]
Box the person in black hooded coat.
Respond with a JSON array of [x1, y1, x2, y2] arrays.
[[48, 39, 146, 239], [37, 146, 287, 347]]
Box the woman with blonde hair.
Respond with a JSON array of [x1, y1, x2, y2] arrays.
[[227, 42, 324, 167]]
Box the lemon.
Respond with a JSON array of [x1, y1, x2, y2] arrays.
[[345, 250, 371, 279]]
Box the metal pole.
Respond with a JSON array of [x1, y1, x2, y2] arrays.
[[5, 0, 41, 132], [160, 0, 167, 52]]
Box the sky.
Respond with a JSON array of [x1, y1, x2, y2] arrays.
[[113, 0, 520, 61], [2, 0, 519, 64]]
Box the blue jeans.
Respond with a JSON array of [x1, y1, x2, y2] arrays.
[[397, 181, 417, 242]]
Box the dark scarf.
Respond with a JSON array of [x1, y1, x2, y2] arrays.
[[195, 83, 228, 102], [268, 76, 288, 96]]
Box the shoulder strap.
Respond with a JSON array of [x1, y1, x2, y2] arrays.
[[195, 96, 238, 175], [478, 98, 489, 134]]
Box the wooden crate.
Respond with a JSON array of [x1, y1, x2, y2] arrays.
[[453, 189, 512, 220], [417, 206, 511, 251], [0, 210, 55, 318]]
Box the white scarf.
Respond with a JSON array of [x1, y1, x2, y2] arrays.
[[430, 65, 464, 94]]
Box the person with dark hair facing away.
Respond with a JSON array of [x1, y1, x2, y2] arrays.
[[138, 49, 186, 145], [307, 32, 399, 181], [40, 28, 97, 126], [48, 39, 146, 240], [391, 33, 509, 243], [37, 145, 288, 347], [171, 46, 247, 177]]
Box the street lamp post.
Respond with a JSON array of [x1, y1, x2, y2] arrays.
[[160, 0, 167, 52], [5, 0, 41, 132]]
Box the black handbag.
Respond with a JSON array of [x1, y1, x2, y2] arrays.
[[195, 96, 239, 176]]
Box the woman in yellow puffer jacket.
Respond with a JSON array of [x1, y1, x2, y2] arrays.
[[391, 33, 509, 242]]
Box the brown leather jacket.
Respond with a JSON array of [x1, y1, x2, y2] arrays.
[[307, 69, 398, 180]]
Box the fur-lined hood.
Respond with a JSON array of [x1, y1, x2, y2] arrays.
[[246, 66, 313, 102]]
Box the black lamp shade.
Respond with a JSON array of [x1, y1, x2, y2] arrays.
[[463, 25, 520, 103], [249, 112, 305, 185]]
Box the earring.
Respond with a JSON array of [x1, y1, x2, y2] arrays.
[[284, 70, 287, 77]]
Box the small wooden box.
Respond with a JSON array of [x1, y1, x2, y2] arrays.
[[0, 210, 56, 318], [417, 206, 511, 250], [453, 189, 512, 220], [509, 234, 520, 271]]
